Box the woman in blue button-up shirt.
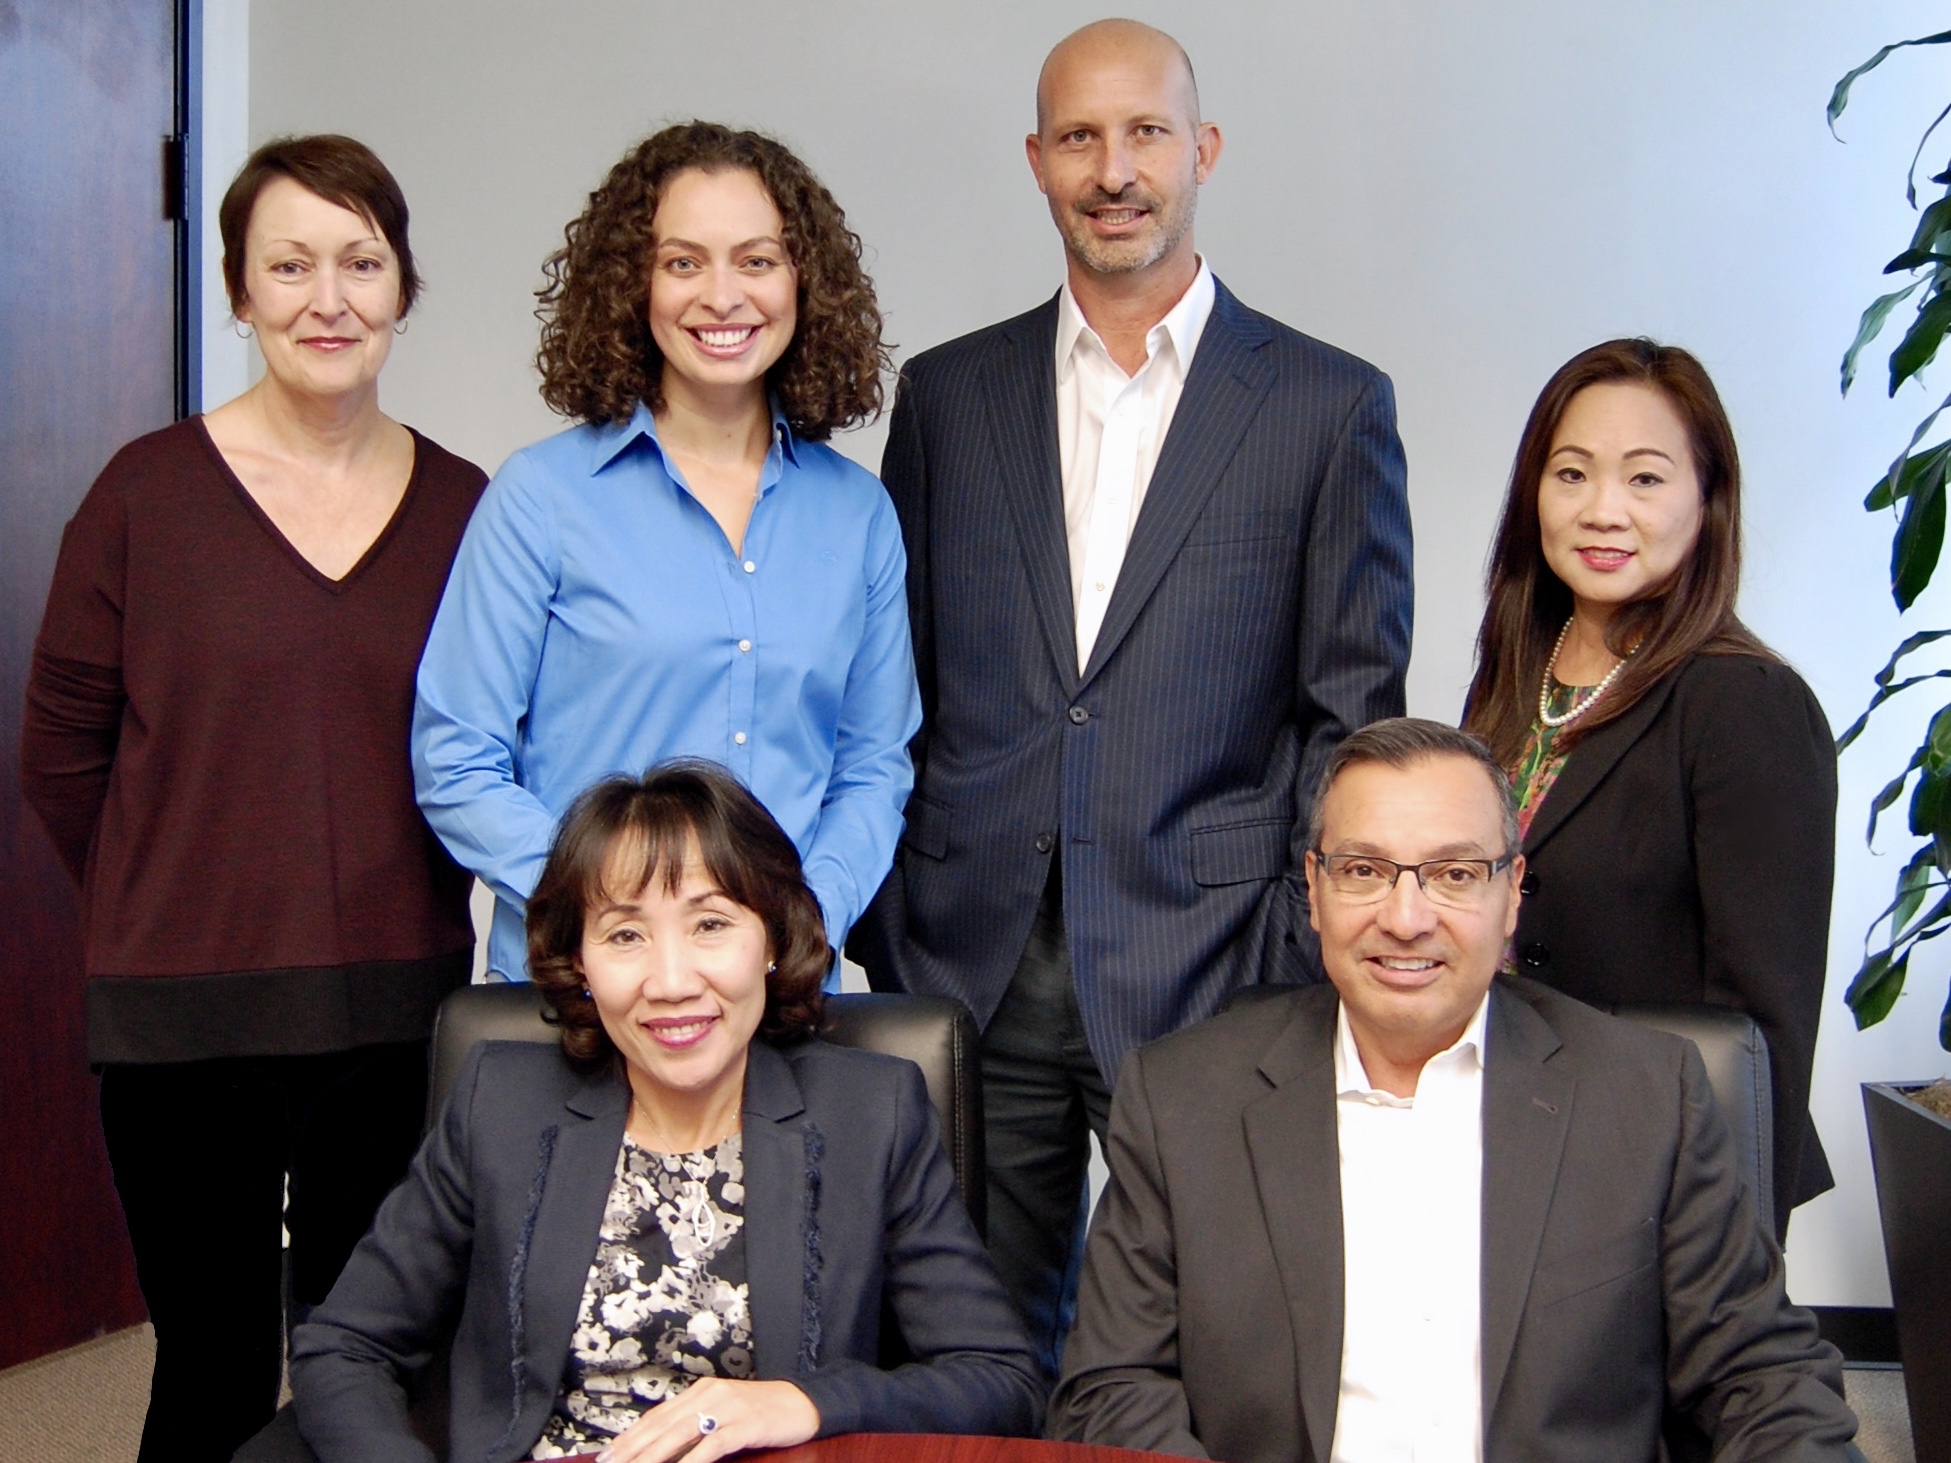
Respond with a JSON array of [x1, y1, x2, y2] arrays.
[[413, 122, 919, 980]]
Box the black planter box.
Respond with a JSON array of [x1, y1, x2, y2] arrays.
[[1863, 1081, 1951, 1463]]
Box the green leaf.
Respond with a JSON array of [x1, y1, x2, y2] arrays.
[[1941, 982, 1951, 1051], [1894, 845, 1940, 935], [1848, 946, 1909, 1028], [1844, 281, 1924, 394], [1830, 30, 1951, 136], [1904, 195, 1951, 260], [1891, 449, 1950, 607], [1888, 287, 1951, 396], [1865, 440, 1951, 509], [1906, 105, 1951, 207], [1868, 746, 1929, 844], [1909, 764, 1951, 837], [1835, 668, 1951, 751]]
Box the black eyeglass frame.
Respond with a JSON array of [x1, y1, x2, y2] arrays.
[[1308, 849, 1519, 903]]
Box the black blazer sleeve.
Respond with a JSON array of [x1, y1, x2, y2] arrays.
[[794, 1058, 1045, 1437]]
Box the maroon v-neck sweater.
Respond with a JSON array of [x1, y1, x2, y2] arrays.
[[22, 418, 486, 1063]]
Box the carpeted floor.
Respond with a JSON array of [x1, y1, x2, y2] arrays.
[[0, 1324, 1920, 1463]]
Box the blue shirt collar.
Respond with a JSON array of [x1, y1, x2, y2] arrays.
[[588, 397, 802, 476]]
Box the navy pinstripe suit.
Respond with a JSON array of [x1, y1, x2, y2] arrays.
[[853, 279, 1413, 1086]]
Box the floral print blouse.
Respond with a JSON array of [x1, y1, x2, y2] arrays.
[[531, 1134, 752, 1460]]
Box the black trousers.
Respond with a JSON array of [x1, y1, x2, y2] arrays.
[[980, 864, 1112, 1383], [98, 1041, 428, 1463]]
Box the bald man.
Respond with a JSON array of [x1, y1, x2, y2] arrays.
[[850, 19, 1413, 1373]]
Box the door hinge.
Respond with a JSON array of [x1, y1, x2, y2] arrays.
[[162, 134, 187, 222]]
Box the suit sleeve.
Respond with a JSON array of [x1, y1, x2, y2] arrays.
[[1660, 1041, 1856, 1459], [1048, 1052, 1209, 1457], [289, 1046, 488, 1463], [1258, 366, 1414, 980], [1686, 658, 1837, 1232], [20, 467, 131, 886], [792, 1060, 1045, 1437]]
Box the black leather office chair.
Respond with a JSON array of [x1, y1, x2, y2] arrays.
[[236, 984, 985, 1463], [425, 982, 986, 1230]]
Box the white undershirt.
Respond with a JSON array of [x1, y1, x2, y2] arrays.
[[1330, 995, 1489, 1463], [1054, 259, 1216, 673]]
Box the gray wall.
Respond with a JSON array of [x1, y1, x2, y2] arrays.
[[238, 0, 1951, 1306]]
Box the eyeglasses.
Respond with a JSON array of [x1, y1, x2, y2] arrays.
[[1311, 850, 1516, 908]]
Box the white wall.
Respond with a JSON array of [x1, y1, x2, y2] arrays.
[[229, 0, 1951, 1306]]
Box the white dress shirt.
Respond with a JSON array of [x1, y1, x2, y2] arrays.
[[1329, 996, 1489, 1463], [1053, 259, 1216, 673]]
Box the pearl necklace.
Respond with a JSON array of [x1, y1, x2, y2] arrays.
[[1537, 618, 1632, 729]]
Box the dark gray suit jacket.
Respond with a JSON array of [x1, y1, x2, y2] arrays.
[[290, 1040, 1043, 1463], [1049, 978, 1855, 1463], [852, 282, 1413, 1080]]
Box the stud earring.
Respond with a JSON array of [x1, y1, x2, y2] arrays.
[[766, 961, 778, 975], [580, 986, 591, 1000]]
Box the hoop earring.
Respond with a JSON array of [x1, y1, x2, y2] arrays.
[[230, 320, 253, 339], [393, 318, 410, 336]]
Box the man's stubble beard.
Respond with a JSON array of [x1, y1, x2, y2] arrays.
[[1056, 177, 1197, 279]]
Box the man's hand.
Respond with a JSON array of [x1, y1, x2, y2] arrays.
[[595, 1378, 820, 1463]]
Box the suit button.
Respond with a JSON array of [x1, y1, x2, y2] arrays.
[[1520, 871, 1540, 895], [1068, 706, 1090, 725], [1034, 832, 1054, 854], [1520, 941, 1550, 967]]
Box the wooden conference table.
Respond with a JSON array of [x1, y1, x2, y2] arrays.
[[560, 1438, 1179, 1463]]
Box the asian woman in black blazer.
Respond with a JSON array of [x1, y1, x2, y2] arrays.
[[1463, 338, 1835, 1242], [289, 764, 1041, 1463]]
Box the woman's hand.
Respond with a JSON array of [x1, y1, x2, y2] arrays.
[[596, 1377, 820, 1463]]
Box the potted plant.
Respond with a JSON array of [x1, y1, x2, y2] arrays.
[[1831, 30, 1951, 1462]]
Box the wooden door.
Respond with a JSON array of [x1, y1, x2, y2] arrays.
[[0, 0, 178, 1367]]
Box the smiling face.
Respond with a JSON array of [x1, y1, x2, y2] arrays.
[[1538, 381, 1706, 628], [234, 175, 400, 402], [646, 167, 798, 413], [1026, 22, 1220, 283], [1306, 755, 1521, 1090], [579, 836, 770, 1126]]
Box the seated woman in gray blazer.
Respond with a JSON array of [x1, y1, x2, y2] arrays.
[[290, 763, 1042, 1463]]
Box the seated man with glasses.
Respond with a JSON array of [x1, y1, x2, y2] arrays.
[[1050, 717, 1855, 1462]]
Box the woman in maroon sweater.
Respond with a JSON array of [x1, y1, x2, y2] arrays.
[[20, 136, 483, 1463]]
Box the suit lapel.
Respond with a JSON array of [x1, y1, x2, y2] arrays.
[[740, 1044, 811, 1378], [1079, 282, 1275, 689], [1523, 672, 1679, 853], [520, 1071, 629, 1407], [1478, 981, 1575, 1419], [978, 297, 1080, 696], [1242, 992, 1344, 1463]]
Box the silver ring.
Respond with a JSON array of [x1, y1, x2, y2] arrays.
[[697, 1413, 719, 1435]]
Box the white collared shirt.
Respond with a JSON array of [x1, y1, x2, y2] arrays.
[[1054, 258, 1216, 673], [1329, 995, 1489, 1463]]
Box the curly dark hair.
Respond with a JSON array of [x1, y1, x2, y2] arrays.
[[526, 761, 828, 1070], [534, 121, 890, 437]]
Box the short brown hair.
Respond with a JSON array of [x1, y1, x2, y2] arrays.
[[219, 134, 419, 316], [526, 761, 828, 1068], [1462, 338, 1773, 767], [534, 121, 890, 436], [1307, 718, 1519, 856]]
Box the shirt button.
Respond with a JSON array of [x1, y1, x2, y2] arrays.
[[1068, 706, 1090, 725], [738, 639, 752, 653], [743, 560, 756, 574], [1093, 581, 1106, 593], [733, 732, 748, 746], [1034, 832, 1054, 854]]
